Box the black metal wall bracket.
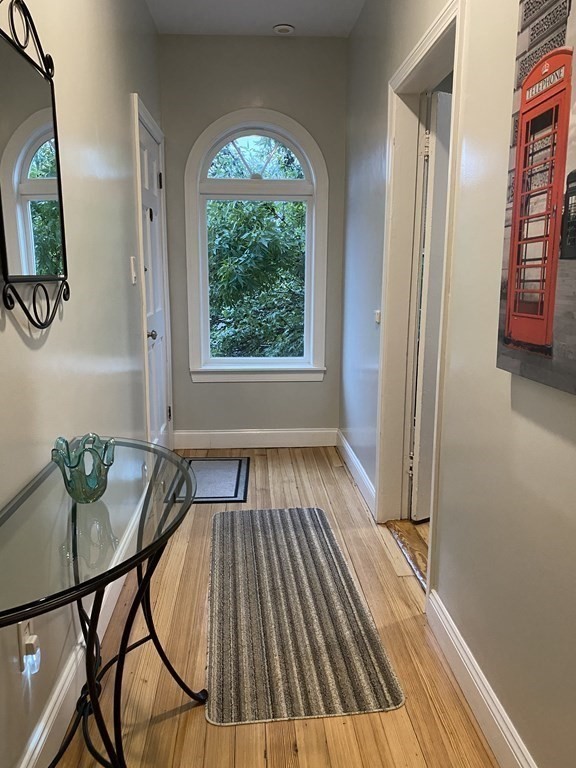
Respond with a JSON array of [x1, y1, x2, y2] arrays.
[[3, 279, 70, 329], [0, 0, 69, 330], [1, 0, 53, 78]]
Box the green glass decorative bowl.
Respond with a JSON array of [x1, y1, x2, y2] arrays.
[[52, 433, 115, 504]]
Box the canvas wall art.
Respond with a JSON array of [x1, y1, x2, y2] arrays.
[[497, 0, 576, 395]]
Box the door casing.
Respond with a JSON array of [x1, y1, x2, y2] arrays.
[[131, 94, 174, 448], [407, 91, 453, 523], [375, 1, 460, 594]]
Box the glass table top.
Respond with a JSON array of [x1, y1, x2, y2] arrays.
[[0, 438, 195, 627]]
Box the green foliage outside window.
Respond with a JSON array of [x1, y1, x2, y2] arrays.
[[28, 139, 57, 179], [30, 200, 62, 276], [207, 199, 306, 358], [27, 139, 63, 276], [208, 135, 304, 180]]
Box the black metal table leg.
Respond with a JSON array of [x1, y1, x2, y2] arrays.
[[138, 561, 208, 704], [112, 550, 163, 765], [111, 547, 207, 764], [49, 510, 207, 766], [0, 439, 204, 768], [84, 588, 120, 767]]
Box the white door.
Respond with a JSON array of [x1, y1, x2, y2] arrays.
[[406, 90, 452, 521], [135, 98, 173, 448]]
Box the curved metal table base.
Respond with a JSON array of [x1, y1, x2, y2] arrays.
[[48, 545, 207, 768]]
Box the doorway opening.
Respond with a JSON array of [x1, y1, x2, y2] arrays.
[[406, 86, 453, 525], [132, 94, 174, 448], [375, 8, 457, 592]]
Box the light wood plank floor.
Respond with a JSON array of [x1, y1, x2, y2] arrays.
[[60, 447, 499, 768], [383, 520, 430, 590]]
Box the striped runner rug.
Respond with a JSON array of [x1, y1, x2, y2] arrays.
[[207, 507, 404, 725]]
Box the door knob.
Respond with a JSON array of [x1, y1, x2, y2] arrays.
[[147, 329, 158, 340]]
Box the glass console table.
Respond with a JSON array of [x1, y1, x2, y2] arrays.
[[0, 438, 207, 768]]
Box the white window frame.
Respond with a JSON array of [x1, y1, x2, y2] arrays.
[[0, 109, 58, 276], [185, 108, 329, 382]]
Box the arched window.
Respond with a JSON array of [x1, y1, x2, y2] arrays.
[[185, 109, 328, 381], [0, 109, 62, 276]]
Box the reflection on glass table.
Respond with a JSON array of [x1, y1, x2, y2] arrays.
[[0, 438, 207, 768]]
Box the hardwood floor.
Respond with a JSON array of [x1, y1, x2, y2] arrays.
[[383, 520, 430, 590], [59, 447, 498, 768]]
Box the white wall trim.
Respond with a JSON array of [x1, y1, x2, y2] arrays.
[[19, 580, 128, 768], [174, 428, 377, 515], [0, 108, 57, 277], [374, 88, 420, 525], [426, 590, 538, 768], [390, 0, 458, 91], [190, 366, 326, 383], [18, 644, 85, 768], [134, 95, 164, 144], [184, 108, 328, 379], [174, 428, 338, 450], [336, 431, 376, 515], [375, 0, 459, 526], [131, 93, 175, 449]]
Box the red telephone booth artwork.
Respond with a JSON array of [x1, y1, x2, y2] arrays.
[[505, 48, 573, 353]]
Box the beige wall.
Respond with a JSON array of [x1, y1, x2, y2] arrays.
[[345, 0, 576, 765], [0, 0, 159, 764], [435, 2, 576, 766], [158, 36, 346, 433]]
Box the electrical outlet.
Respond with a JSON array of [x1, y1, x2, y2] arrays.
[[130, 255, 137, 285], [17, 620, 39, 673]]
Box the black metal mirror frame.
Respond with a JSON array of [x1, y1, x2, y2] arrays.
[[0, 0, 69, 329]]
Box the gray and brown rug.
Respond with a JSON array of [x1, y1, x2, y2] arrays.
[[207, 507, 404, 725]]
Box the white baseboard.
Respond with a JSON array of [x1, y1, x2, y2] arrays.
[[18, 644, 85, 768], [174, 428, 339, 449], [175, 428, 377, 517], [19, 593, 129, 768], [336, 431, 376, 515], [20, 496, 144, 768], [426, 590, 538, 768]]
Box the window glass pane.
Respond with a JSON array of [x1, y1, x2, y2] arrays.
[[208, 135, 305, 180], [207, 199, 306, 357], [29, 200, 63, 275], [28, 139, 57, 179]]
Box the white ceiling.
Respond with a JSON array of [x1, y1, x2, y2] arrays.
[[144, 0, 365, 37]]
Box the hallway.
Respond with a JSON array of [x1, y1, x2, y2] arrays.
[[60, 447, 497, 768]]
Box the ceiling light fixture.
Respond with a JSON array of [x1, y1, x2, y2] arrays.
[[273, 23, 295, 35]]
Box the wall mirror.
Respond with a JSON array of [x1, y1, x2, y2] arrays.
[[0, 0, 68, 329]]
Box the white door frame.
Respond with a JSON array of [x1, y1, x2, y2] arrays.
[[131, 94, 174, 448], [374, 0, 462, 591], [409, 90, 453, 523]]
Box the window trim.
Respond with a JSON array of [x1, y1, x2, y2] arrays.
[[0, 108, 58, 277], [185, 109, 328, 382], [204, 128, 309, 182]]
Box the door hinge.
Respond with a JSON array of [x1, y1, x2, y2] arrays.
[[167, 405, 172, 422], [158, 171, 163, 190], [407, 451, 414, 478], [422, 130, 431, 160], [149, 208, 154, 222]]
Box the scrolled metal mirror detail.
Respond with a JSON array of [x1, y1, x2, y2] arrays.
[[0, 0, 68, 329]]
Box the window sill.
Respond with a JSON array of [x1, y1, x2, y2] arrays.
[[190, 366, 326, 383]]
